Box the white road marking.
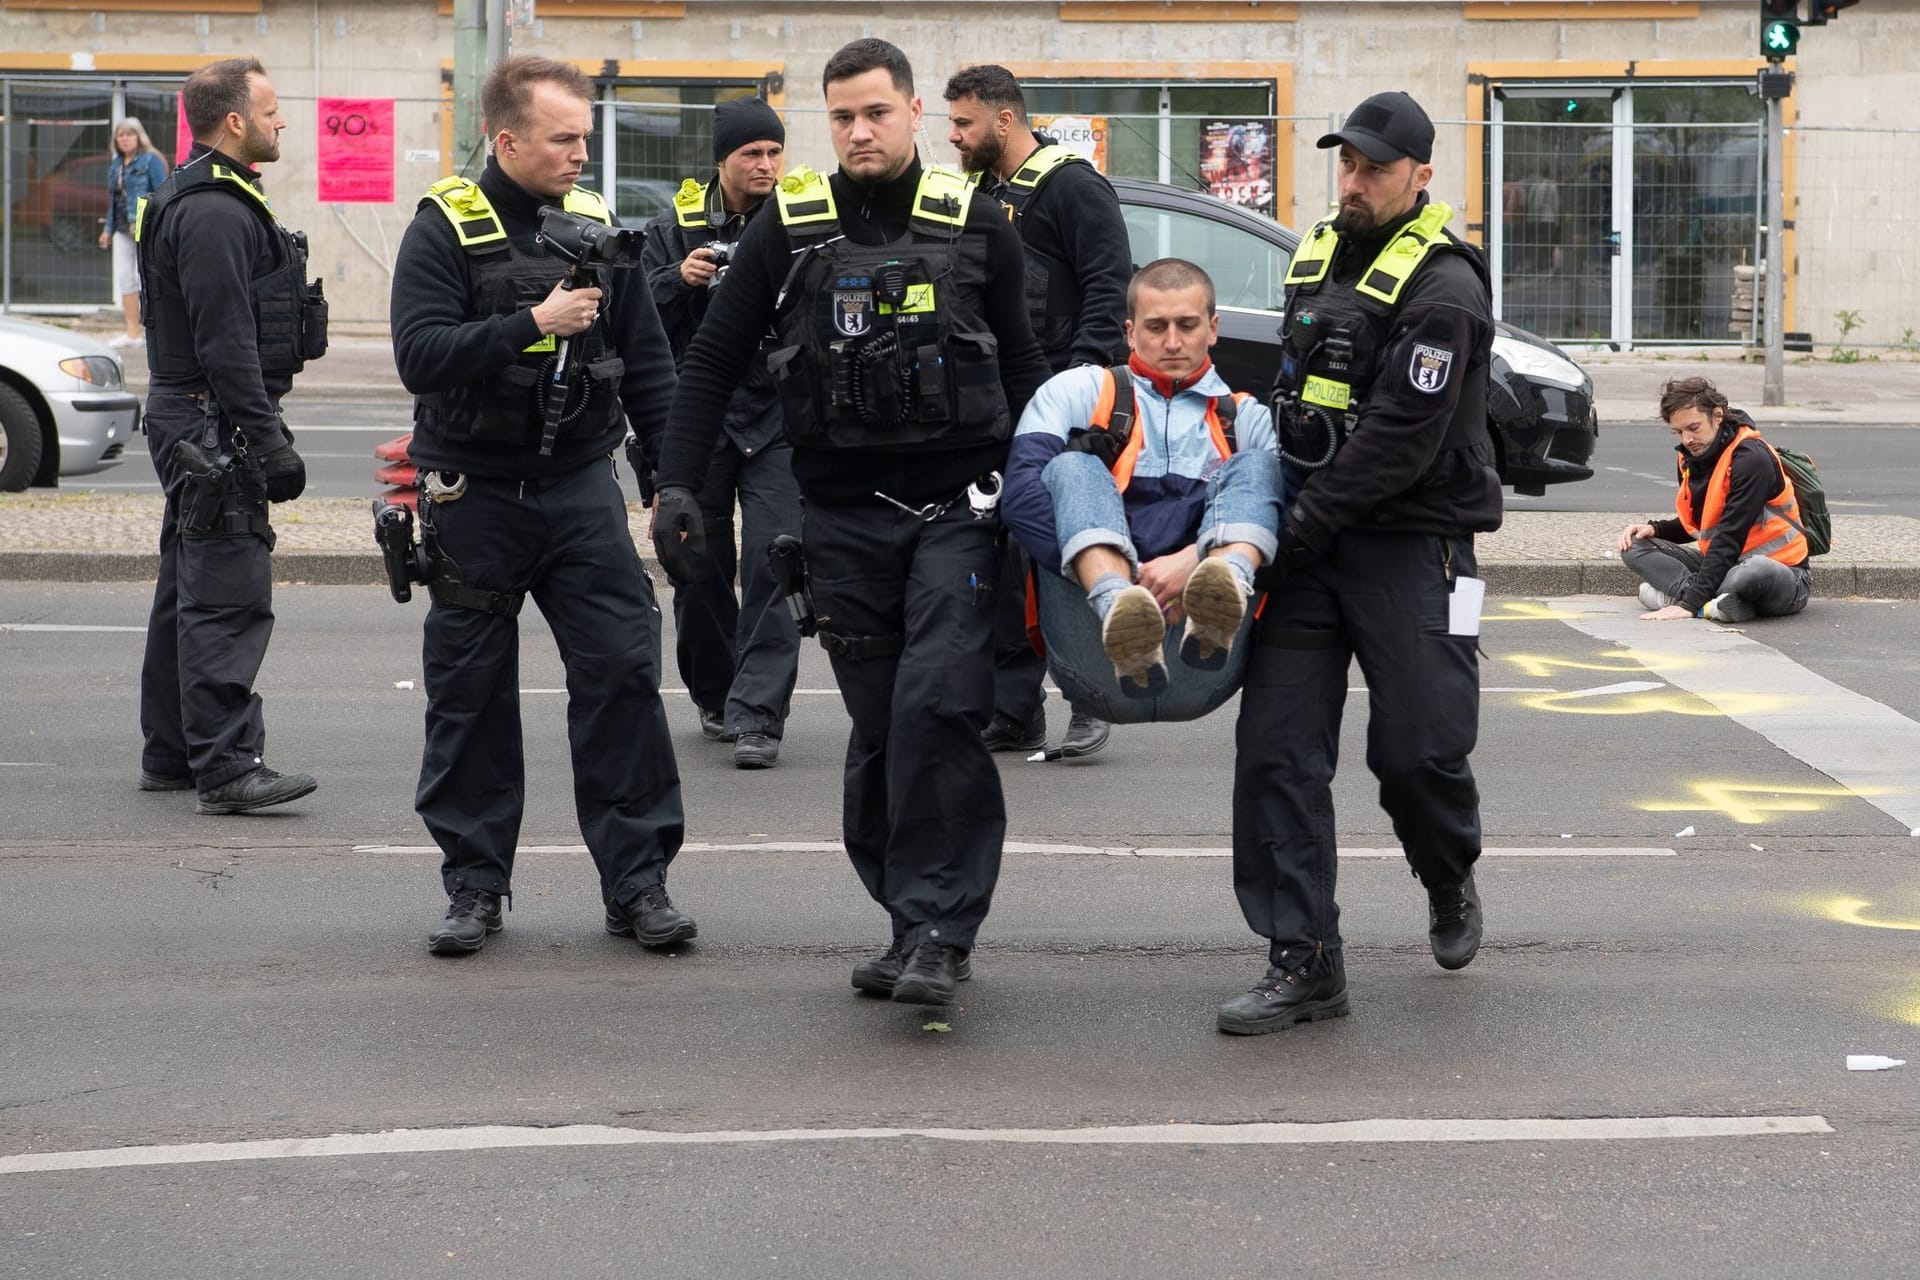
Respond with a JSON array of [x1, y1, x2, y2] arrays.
[[0, 623, 146, 633], [350, 840, 1674, 859], [0, 762, 57, 768], [1558, 680, 1667, 699], [0, 1115, 1833, 1174], [1552, 597, 1920, 830]]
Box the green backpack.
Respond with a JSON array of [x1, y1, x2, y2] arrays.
[[1774, 445, 1831, 556]]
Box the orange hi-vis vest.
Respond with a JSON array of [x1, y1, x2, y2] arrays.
[[1677, 423, 1809, 565], [1087, 363, 1247, 490]]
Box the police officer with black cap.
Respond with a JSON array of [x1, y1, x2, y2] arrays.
[[390, 55, 692, 957], [638, 97, 801, 769], [944, 63, 1132, 761], [1219, 91, 1503, 1035], [137, 56, 324, 816], [651, 38, 1052, 1007]]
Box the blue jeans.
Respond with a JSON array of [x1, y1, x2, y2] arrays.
[[1033, 569, 1251, 723], [1043, 448, 1283, 574]]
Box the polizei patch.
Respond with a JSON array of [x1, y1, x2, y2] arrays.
[[1409, 343, 1455, 394], [834, 290, 873, 337]]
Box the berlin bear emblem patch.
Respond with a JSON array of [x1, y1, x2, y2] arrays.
[[834, 290, 874, 337], [1410, 343, 1454, 394]]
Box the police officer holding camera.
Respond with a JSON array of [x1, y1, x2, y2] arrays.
[[638, 97, 801, 769], [1222, 91, 1502, 1035], [390, 55, 692, 957], [138, 57, 324, 815], [652, 39, 1051, 1006]]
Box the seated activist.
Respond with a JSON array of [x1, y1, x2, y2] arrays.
[[1617, 376, 1812, 624], [1001, 257, 1282, 722]]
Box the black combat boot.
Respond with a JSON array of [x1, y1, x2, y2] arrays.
[[606, 884, 698, 948], [1058, 710, 1111, 759], [891, 941, 970, 1005], [853, 939, 972, 997], [1216, 952, 1349, 1035], [1427, 874, 1483, 970], [427, 886, 503, 956]]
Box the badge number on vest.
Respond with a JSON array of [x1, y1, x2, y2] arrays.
[[1410, 343, 1454, 394]]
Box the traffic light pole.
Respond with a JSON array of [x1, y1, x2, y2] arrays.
[[1763, 84, 1785, 406], [1757, 63, 1797, 407]]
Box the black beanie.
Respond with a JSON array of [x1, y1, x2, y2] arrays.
[[711, 97, 785, 164]]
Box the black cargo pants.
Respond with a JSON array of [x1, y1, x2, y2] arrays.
[[664, 433, 802, 739], [415, 459, 684, 909], [803, 496, 1006, 953], [1232, 529, 1484, 969], [138, 392, 277, 790]]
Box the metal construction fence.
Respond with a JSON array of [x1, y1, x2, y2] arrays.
[[4, 89, 1914, 349]]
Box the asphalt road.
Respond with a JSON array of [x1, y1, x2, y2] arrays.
[[3, 585, 1917, 1275], [66, 399, 1920, 520]]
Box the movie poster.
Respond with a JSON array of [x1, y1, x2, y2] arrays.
[[1199, 119, 1274, 216], [1031, 114, 1108, 172]]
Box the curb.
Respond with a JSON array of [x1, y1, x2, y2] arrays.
[[7, 550, 1918, 598]]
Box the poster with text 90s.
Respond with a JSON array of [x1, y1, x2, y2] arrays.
[[317, 98, 394, 203]]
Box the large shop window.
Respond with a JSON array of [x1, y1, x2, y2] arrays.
[[1024, 80, 1276, 208], [588, 80, 772, 226]]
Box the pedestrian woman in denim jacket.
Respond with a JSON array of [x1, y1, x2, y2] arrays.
[[98, 117, 170, 347]]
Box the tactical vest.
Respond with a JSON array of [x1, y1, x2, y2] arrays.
[[765, 164, 1009, 451], [1271, 201, 1490, 471], [410, 176, 625, 448], [135, 155, 326, 383], [995, 144, 1093, 371], [1678, 424, 1809, 565]]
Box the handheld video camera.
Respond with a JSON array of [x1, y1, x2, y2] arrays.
[[535, 206, 648, 273]]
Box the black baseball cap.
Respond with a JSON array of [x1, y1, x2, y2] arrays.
[[1316, 91, 1434, 164]]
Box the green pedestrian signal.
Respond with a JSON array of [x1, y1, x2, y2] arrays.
[[1760, 0, 1801, 58]]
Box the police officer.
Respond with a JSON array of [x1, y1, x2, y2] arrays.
[[1220, 92, 1503, 1035], [652, 38, 1052, 1006], [137, 57, 322, 815], [638, 97, 800, 769], [390, 55, 692, 957], [943, 64, 1132, 761]]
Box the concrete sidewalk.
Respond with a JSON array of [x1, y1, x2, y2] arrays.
[[4, 326, 1916, 596]]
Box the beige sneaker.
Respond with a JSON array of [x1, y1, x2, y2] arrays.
[[1180, 556, 1250, 669], [1102, 584, 1167, 696]]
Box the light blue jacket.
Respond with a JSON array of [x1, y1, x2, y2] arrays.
[[107, 150, 169, 235]]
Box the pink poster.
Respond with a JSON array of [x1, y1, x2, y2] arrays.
[[316, 97, 395, 203], [175, 95, 192, 164]]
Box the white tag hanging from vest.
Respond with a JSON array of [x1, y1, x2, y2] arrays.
[[1409, 343, 1454, 394]]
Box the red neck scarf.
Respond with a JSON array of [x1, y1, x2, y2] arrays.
[[1127, 352, 1212, 399]]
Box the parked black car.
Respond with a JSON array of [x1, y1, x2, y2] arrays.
[[1110, 177, 1597, 494]]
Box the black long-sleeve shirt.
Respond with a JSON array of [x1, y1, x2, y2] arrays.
[[1287, 193, 1501, 547], [1649, 410, 1798, 609], [656, 156, 1053, 506], [979, 136, 1132, 372], [390, 159, 677, 479], [143, 143, 293, 454]]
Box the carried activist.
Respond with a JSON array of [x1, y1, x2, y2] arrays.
[[1618, 376, 1815, 624], [1001, 258, 1282, 720]]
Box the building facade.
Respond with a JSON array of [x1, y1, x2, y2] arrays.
[[1, 0, 1914, 348]]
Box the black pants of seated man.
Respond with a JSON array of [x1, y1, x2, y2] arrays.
[[416, 460, 684, 911], [138, 392, 277, 789], [803, 497, 1005, 953], [665, 434, 802, 739], [1232, 529, 1484, 972]]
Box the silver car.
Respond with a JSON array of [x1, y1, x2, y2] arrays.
[[0, 316, 141, 491]]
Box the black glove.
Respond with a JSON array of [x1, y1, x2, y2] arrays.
[[1251, 526, 1318, 593], [259, 445, 307, 503], [650, 484, 706, 582]]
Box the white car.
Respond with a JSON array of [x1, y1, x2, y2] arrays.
[[0, 316, 141, 491]]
